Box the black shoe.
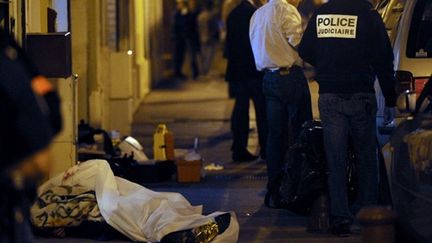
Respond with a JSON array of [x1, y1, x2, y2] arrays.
[[264, 191, 271, 207], [259, 150, 266, 161], [264, 191, 291, 209], [331, 221, 352, 237], [214, 213, 231, 234], [232, 150, 258, 162], [160, 230, 195, 243], [175, 73, 187, 80], [160, 213, 231, 243]]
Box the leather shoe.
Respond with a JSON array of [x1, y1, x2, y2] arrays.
[[232, 150, 258, 162], [331, 221, 352, 237], [259, 150, 266, 160], [160, 213, 231, 243], [264, 191, 291, 209]]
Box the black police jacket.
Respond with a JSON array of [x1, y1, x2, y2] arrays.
[[298, 0, 397, 107]]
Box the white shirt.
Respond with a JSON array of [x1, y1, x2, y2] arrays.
[[249, 0, 303, 71]]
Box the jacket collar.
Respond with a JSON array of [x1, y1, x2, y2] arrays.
[[242, 0, 255, 6]]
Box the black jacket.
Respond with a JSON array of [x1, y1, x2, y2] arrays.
[[299, 0, 397, 106], [173, 10, 201, 51], [225, 1, 263, 83]]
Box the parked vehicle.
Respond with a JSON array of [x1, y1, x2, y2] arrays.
[[381, 73, 432, 243], [376, 0, 432, 114], [374, 2, 432, 241]]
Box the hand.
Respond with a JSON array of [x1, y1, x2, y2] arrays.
[[383, 106, 396, 125]]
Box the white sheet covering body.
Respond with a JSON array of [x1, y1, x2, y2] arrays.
[[37, 160, 239, 242]]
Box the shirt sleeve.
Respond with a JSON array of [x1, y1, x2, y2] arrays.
[[369, 10, 397, 107], [280, 5, 303, 47], [298, 13, 318, 66]]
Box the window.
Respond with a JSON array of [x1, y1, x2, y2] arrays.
[[105, 0, 131, 52], [407, 0, 432, 58], [105, 0, 118, 51], [51, 0, 70, 33]]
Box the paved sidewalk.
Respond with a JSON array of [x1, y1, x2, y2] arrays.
[[130, 77, 360, 243], [37, 77, 359, 243]]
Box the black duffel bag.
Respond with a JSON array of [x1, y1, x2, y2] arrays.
[[279, 120, 358, 215]]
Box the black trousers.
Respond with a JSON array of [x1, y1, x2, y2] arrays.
[[230, 79, 268, 157], [174, 38, 199, 79]]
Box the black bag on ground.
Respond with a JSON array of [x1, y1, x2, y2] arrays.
[[279, 120, 328, 215], [279, 120, 359, 215], [78, 120, 115, 157]]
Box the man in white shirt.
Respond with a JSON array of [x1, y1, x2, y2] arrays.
[[250, 0, 312, 208]]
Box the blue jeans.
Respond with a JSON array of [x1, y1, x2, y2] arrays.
[[319, 93, 378, 224], [263, 67, 312, 192]]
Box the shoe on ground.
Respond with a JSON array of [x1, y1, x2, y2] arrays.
[[331, 221, 352, 237], [232, 150, 258, 162], [264, 191, 291, 209], [214, 213, 231, 234], [257, 156, 266, 163], [160, 213, 231, 243], [259, 150, 266, 161], [174, 73, 187, 80]]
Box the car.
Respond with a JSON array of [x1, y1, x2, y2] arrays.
[[375, 0, 432, 114], [375, 1, 432, 242], [381, 72, 432, 243]]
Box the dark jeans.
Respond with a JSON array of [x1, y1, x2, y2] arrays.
[[174, 39, 199, 78], [230, 79, 268, 156], [319, 93, 378, 224], [262, 66, 312, 192]]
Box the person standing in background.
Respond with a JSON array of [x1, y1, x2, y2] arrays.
[[298, 0, 326, 28], [250, 0, 312, 208], [173, 0, 201, 80], [225, 0, 268, 163], [222, 0, 241, 23], [198, 0, 220, 76], [221, 0, 241, 41]]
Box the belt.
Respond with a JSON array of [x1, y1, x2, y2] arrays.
[[264, 66, 292, 75]]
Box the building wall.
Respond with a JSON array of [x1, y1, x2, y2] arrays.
[[6, 0, 163, 176], [24, 0, 78, 176], [70, 0, 89, 122], [147, 0, 166, 86], [69, 0, 164, 134], [74, 0, 169, 133]]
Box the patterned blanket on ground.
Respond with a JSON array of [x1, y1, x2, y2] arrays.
[[31, 184, 103, 228], [33, 160, 239, 242]]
